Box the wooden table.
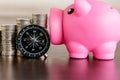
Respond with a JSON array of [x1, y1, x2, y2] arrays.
[[0, 44, 120, 80]]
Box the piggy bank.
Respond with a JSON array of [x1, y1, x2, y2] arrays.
[[50, 0, 120, 60]]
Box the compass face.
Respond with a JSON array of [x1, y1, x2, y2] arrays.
[[17, 25, 50, 58]]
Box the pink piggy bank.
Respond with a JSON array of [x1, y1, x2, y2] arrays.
[[50, 0, 120, 60]]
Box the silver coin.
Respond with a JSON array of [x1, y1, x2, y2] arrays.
[[2, 47, 16, 49], [2, 44, 16, 47], [1, 50, 16, 56], [2, 42, 15, 45], [2, 36, 16, 41], [1, 24, 17, 31], [2, 35, 16, 38], [16, 18, 31, 34], [2, 46, 16, 50], [2, 37, 16, 41], [32, 14, 47, 28], [2, 45, 16, 48], [2, 49, 16, 51], [16, 18, 31, 27], [2, 50, 16, 52], [2, 30, 16, 33]]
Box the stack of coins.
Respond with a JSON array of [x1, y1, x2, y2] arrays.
[[16, 18, 31, 56], [1, 24, 17, 56], [16, 18, 31, 34], [32, 14, 47, 28]]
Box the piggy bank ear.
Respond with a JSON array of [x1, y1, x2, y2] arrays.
[[74, 0, 91, 16]]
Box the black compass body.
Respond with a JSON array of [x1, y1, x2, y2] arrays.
[[17, 25, 50, 58]]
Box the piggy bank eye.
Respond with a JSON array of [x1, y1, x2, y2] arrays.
[[68, 8, 74, 14]]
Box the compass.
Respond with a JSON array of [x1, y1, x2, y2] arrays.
[[17, 25, 50, 58]]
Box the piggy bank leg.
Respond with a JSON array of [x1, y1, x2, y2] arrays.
[[66, 43, 89, 59], [93, 42, 117, 60]]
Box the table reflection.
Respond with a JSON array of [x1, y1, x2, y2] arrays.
[[49, 59, 119, 80], [0, 56, 48, 80], [0, 56, 119, 80]]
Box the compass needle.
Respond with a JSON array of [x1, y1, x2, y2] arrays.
[[35, 43, 39, 47], [26, 32, 33, 39], [33, 30, 36, 39], [36, 36, 40, 40], [32, 43, 35, 49], [27, 42, 33, 47], [34, 43, 38, 48], [25, 46, 28, 49]]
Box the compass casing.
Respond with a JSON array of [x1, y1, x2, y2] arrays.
[[17, 25, 50, 58]]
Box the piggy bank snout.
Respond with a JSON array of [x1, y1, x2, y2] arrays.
[[50, 8, 63, 44]]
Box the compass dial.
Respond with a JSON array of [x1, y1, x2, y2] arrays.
[[17, 25, 50, 58]]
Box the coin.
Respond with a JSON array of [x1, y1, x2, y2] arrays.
[[1, 50, 16, 56], [1, 24, 16, 31], [32, 14, 47, 28], [16, 18, 31, 34]]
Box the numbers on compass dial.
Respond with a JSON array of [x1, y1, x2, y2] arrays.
[[17, 25, 50, 58]]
